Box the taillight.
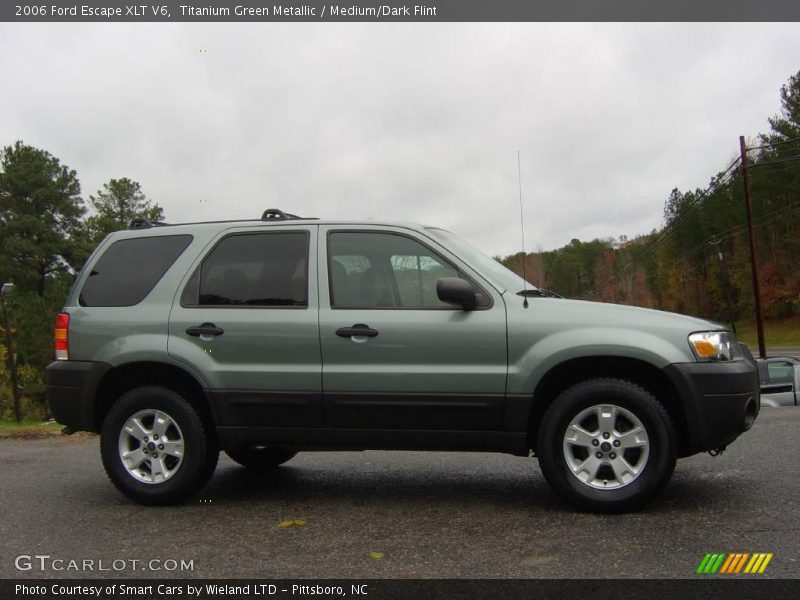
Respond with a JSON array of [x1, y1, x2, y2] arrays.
[[55, 312, 70, 360]]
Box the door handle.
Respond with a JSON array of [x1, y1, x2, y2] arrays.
[[336, 324, 379, 338], [186, 322, 224, 337]]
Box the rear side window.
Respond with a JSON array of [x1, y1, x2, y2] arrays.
[[79, 235, 193, 307], [181, 232, 309, 307]]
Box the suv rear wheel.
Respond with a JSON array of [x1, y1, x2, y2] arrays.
[[536, 378, 677, 513], [225, 447, 297, 472], [100, 386, 218, 505]]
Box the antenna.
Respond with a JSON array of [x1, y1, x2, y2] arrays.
[[517, 150, 529, 308]]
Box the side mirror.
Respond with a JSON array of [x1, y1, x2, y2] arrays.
[[436, 277, 477, 310]]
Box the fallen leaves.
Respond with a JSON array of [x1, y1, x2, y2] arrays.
[[277, 518, 306, 528]]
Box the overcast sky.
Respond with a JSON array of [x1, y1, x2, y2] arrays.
[[2, 23, 799, 256]]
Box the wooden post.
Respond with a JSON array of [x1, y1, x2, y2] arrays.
[[1, 286, 21, 422], [739, 136, 766, 359]]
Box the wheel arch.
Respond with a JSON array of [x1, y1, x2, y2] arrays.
[[93, 361, 217, 443], [526, 356, 690, 456]]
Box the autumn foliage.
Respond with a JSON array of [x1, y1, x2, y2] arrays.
[[501, 70, 800, 329]]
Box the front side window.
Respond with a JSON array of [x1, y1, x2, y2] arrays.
[[328, 231, 484, 309], [80, 235, 193, 307], [182, 232, 309, 307]]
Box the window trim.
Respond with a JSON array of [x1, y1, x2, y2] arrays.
[[325, 229, 494, 311], [180, 230, 311, 310]]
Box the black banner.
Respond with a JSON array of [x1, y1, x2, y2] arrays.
[[3, 579, 800, 600], [3, 0, 800, 23]]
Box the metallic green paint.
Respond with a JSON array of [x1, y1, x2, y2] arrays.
[[61, 217, 736, 435]]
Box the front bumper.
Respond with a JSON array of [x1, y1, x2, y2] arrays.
[[664, 359, 759, 455], [46, 361, 111, 432]]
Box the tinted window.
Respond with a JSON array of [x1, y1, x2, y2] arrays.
[[767, 361, 795, 385], [328, 232, 465, 308], [79, 235, 192, 307], [185, 232, 308, 307]]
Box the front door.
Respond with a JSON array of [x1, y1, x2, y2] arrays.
[[168, 226, 323, 427], [318, 226, 508, 430]]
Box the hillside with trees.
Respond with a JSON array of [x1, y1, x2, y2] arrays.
[[502, 70, 800, 334]]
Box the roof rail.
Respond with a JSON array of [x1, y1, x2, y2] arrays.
[[261, 208, 303, 221], [127, 210, 315, 229], [128, 218, 170, 230]]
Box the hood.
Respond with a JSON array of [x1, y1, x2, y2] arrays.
[[519, 297, 723, 333]]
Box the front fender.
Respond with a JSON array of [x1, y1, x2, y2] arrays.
[[508, 327, 690, 395]]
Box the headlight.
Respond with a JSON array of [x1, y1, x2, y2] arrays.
[[688, 331, 741, 362]]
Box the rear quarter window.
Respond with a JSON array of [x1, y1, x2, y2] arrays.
[[79, 235, 193, 307]]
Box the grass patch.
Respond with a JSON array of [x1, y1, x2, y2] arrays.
[[0, 419, 63, 439], [734, 316, 800, 348]]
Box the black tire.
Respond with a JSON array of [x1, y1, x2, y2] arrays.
[[100, 386, 218, 505], [536, 378, 677, 513], [225, 447, 297, 472]]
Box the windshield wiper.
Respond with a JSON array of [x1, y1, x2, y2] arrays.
[[517, 289, 563, 299]]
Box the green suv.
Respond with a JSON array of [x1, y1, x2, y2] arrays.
[[46, 209, 759, 512]]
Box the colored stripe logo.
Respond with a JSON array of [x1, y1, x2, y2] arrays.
[[696, 552, 773, 574]]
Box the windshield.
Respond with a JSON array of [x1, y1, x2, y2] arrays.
[[425, 227, 535, 294]]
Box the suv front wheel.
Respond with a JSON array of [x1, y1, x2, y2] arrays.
[[537, 378, 677, 513], [100, 386, 218, 505]]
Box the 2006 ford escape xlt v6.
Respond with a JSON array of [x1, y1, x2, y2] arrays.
[[46, 209, 759, 512]]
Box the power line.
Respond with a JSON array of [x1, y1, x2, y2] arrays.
[[662, 199, 800, 263], [746, 135, 800, 151], [592, 136, 797, 305], [750, 140, 800, 155], [747, 161, 800, 180], [658, 166, 740, 234], [626, 167, 739, 264], [749, 153, 800, 168], [610, 162, 741, 279]]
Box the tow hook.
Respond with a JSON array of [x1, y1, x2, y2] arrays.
[[708, 447, 726, 457]]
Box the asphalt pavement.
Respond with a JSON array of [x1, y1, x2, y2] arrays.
[[1, 409, 798, 579]]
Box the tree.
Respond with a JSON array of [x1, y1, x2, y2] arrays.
[[87, 178, 164, 242], [0, 141, 86, 296], [761, 70, 800, 145]]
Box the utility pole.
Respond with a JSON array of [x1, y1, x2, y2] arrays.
[[1, 283, 21, 422], [739, 136, 766, 359], [711, 237, 737, 335]]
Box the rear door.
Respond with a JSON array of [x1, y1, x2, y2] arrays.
[[168, 225, 323, 426], [318, 226, 508, 431]]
